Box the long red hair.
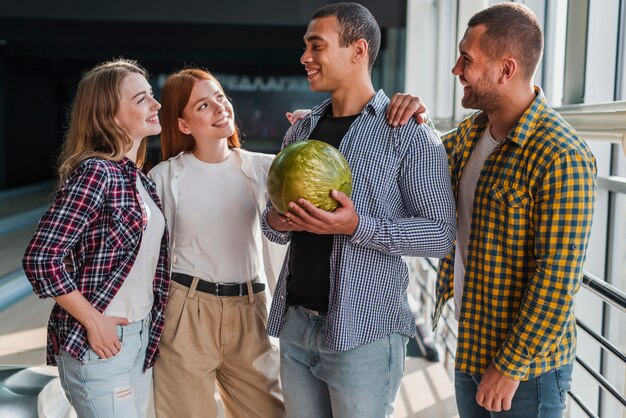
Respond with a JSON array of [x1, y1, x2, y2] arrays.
[[160, 68, 240, 161]]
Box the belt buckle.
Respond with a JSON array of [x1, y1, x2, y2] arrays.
[[213, 282, 244, 297]]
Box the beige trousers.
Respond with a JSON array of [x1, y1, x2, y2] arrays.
[[153, 279, 285, 418]]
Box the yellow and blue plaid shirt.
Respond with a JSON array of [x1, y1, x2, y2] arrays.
[[434, 87, 597, 380]]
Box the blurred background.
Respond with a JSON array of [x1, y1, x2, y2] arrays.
[[0, 0, 408, 185]]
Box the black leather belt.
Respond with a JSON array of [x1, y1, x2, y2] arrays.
[[172, 273, 265, 297]]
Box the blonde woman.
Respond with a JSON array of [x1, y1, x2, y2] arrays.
[[149, 68, 285, 418], [23, 59, 170, 418]]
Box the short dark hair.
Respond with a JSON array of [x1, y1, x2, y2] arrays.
[[313, 2, 381, 70], [468, 2, 543, 79]]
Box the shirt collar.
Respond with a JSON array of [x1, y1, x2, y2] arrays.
[[119, 156, 137, 169], [310, 89, 388, 118], [472, 85, 547, 148], [119, 157, 156, 190]]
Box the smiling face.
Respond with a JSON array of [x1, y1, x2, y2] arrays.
[[451, 24, 502, 112], [178, 79, 235, 141], [115, 72, 161, 141], [300, 16, 356, 93]]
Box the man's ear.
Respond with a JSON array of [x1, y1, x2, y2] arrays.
[[500, 57, 518, 83], [353, 38, 369, 65], [178, 118, 191, 135]]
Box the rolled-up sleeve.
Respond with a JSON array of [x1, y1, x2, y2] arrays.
[[493, 150, 596, 379], [22, 160, 109, 298]]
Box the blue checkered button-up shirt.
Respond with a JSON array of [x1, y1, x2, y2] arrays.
[[263, 90, 456, 351]]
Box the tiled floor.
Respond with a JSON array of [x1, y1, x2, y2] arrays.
[[395, 357, 459, 418], [0, 294, 458, 418]]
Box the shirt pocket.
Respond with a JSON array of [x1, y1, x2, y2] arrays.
[[105, 207, 142, 249], [486, 184, 532, 252], [489, 185, 530, 208]]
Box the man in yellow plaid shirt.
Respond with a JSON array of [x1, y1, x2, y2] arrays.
[[386, 3, 597, 418]]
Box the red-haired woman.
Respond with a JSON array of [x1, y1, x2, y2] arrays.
[[148, 68, 285, 418]]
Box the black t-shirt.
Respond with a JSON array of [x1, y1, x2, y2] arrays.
[[286, 108, 359, 313]]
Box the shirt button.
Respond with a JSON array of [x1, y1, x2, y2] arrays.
[[570, 244, 577, 250]]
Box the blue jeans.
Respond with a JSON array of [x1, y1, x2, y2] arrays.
[[55, 314, 153, 418], [454, 364, 574, 418], [279, 306, 408, 418]]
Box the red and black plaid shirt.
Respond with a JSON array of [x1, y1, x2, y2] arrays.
[[23, 157, 170, 370]]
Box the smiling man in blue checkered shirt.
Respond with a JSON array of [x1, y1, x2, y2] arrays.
[[387, 4, 597, 418], [261, 3, 455, 417]]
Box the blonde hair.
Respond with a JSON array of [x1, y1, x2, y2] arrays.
[[58, 58, 149, 185], [160, 68, 240, 161]]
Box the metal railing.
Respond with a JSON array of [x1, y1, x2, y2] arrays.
[[433, 99, 626, 157], [571, 274, 626, 416], [557, 100, 626, 157], [409, 257, 626, 418]]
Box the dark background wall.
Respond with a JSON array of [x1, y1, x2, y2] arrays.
[[0, 0, 407, 189], [0, 0, 406, 26]]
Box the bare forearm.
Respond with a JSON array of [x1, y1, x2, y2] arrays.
[[53, 290, 102, 331]]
